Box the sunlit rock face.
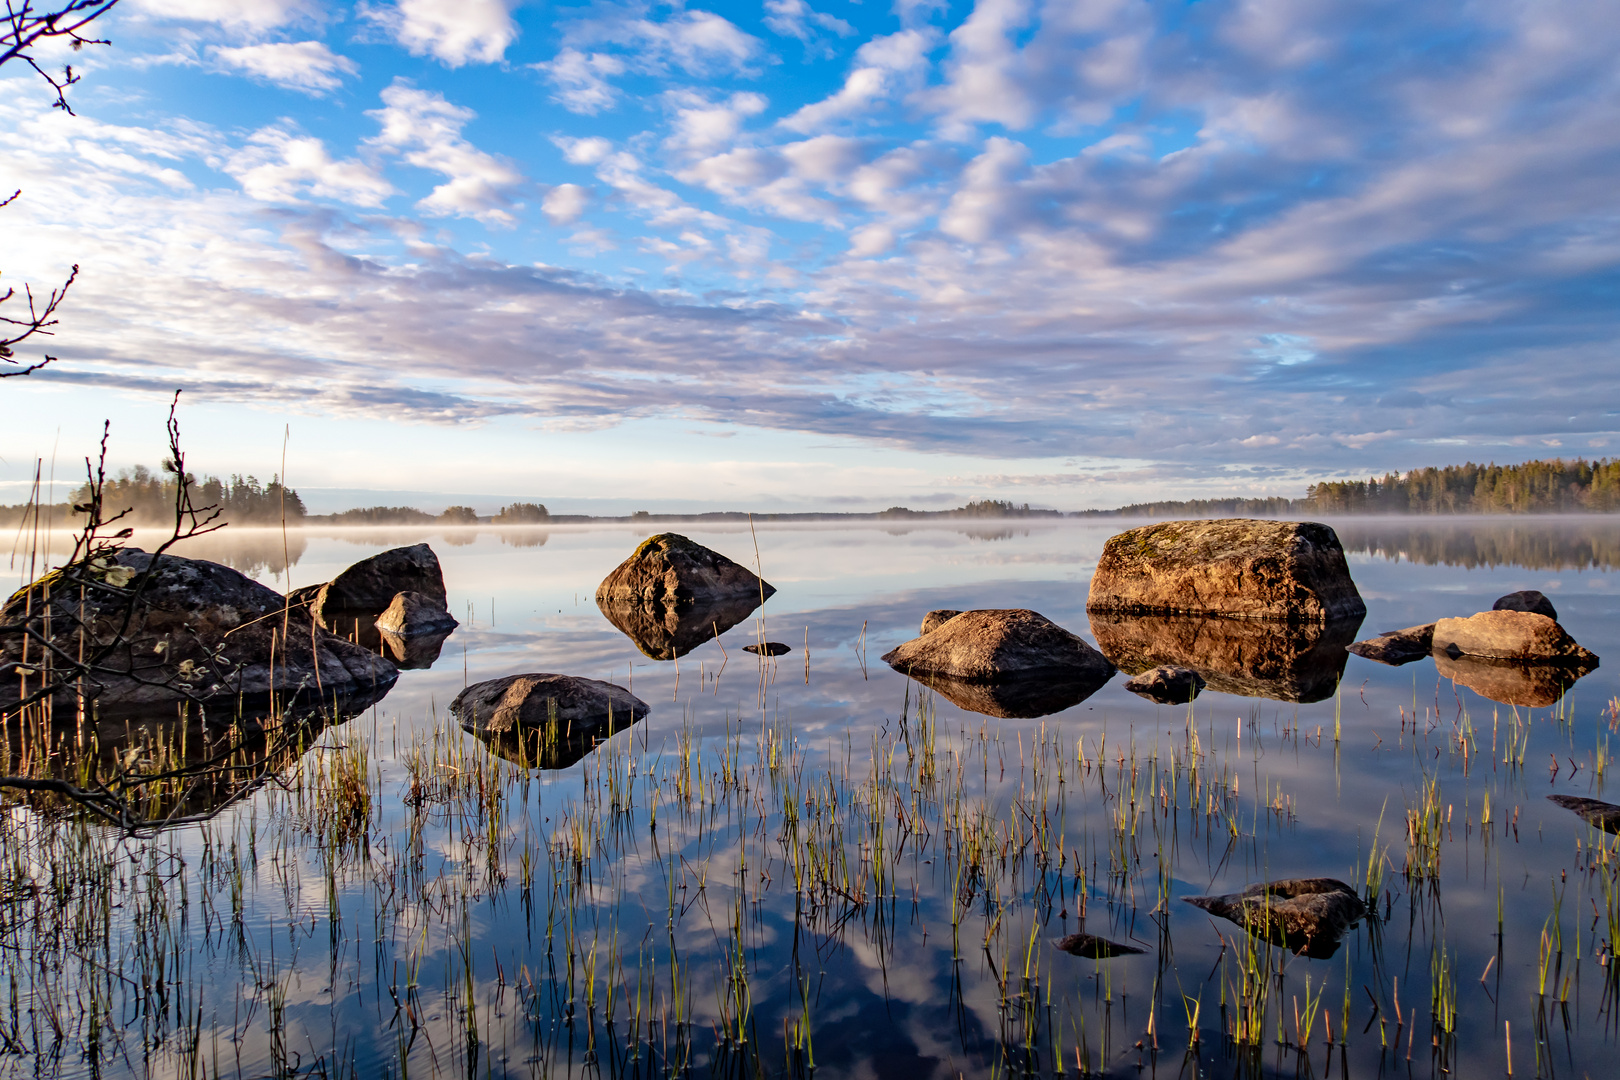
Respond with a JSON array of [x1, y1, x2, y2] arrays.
[[596, 533, 773, 606], [882, 609, 1114, 681], [1432, 609, 1597, 664], [1183, 878, 1366, 959], [597, 592, 763, 661], [1086, 519, 1366, 623], [1434, 651, 1597, 707], [901, 667, 1113, 719], [453, 672, 650, 771], [1088, 611, 1363, 703]]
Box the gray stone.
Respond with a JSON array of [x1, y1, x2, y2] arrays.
[[311, 543, 449, 633], [1053, 933, 1145, 959], [1183, 878, 1365, 959], [1086, 519, 1366, 622], [1123, 665, 1206, 704], [375, 590, 459, 636], [451, 673, 649, 736], [1347, 623, 1436, 666], [1493, 590, 1558, 621], [882, 609, 1115, 682]]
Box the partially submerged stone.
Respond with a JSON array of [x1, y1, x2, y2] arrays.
[[1086, 519, 1366, 623], [1054, 933, 1146, 959], [920, 609, 963, 635], [451, 673, 649, 737], [1123, 665, 1206, 705], [1548, 795, 1620, 835], [1432, 610, 1597, 663], [1089, 612, 1362, 703], [744, 642, 791, 656], [1437, 651, 1597, 708], [904, 668, 1112, 719], [375, 590, 459, 636], [1494, 590, 1557, 621], [308, 543, 453, 638], [1183, 878, 1365, 959], [596, 533, 773, 606], [1347, 623, 1436, 666], [881, 609, 1115, 683]]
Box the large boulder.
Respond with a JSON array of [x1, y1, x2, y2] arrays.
[[1, 549, 398, 723], [1347, 623, 1435, 666], [309, 544, 452, 636], [1431, 609, 1597, 663], [451, 673, 649, 737], [1494, 590, 1557, 620], [1086, 519, 1365, 622], [1434, 651, 1596, 708], [882, 609, 1115, 682], [1183, 878, 1365, 959], [1123, 665, 1205, 705], [920, 609, 963, 635], [1089, 611, 1361, 703], [596, 533, 773, 605]]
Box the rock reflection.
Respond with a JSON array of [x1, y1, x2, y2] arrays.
[[1054, 933, 1146, 959], [471, 712, 642, 771], [379, 627, 454, 670], [1434, 651, 1597, 707], [903, 668, 1112, 719], [597, 593, 763, 660], [1089, 612, 1364, 703]]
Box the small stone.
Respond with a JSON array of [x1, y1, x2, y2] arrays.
[[1347, 623, 1435, 666], [743, 642, 791, 656], [1493, 590, 1557, 621], [1183, 878, 1365, 959], [1123, 665, 1206, 704], [374, 590, 459, 636], [1054, 933, 1145, 959], [1432, 609, 1597, 663]]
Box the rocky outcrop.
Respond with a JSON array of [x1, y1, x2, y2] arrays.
[[882, 609, 1115, 683], [1435, 651, 1596, 707], [744, 642, 791, 656], [286, 583, 324, 610], [1090, 612, 1362, 703], [597, 592, 761, 661], [451, 673, 648, 737], [1183, 878, 1365, 959], [375, 591, 459, 636], [1086, 519, 1365, 622], [920, 609, 963, 635], [1494, 590, 1557, 620], [596, 533, 773, 605], [1123, 665, 1205, 705], [902, 668, 1113, 719], [1347, 623, 1436, 666], [1054, 933, 1145, 959], [1432, 610, 1597, 663], [308, 544, 452, 637], [1548, 795, 1620, 835], [1, 550, 398, 723]]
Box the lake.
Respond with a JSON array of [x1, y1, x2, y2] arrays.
[[2, 517, 1617, 1079]]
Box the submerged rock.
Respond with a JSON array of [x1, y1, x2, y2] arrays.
[[1123, 665, 1206, 705], [744, 641, 791, 656], [1183, 878, 1366, 959], [1494, 590, 1558, 621], [1347, 623, 1436, 666], [374, 590, 459, 636], [882, 609, 1114, 682], [903, 667, 1112, 719], [1548, 795, 1620, 835], [1054, 933, 1146, 959], [1089, 612, 1362, 703], [1086, 519, 1366, 623], [0, 549, 398, 723], [920, 609, 964, 635], [597, 591, 761, 661], [596, 533, 773, 605], [451, 673, 649, 737], [1432, 610, 1597, 663], [1435, 651, 1597, 708]]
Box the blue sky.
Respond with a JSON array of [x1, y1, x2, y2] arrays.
[[2, 0, 1616, 513]]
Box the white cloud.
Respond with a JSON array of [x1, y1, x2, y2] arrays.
[[780, 29, 935, 133], [209, 41, 359, 95], [536, 48, 626, 114], [225, 127, 396, 207], [542, 183, 589, 224], [366, 80, 526, 225], [662, 90, 768, 158], [362, 0, 519, 67], [764, 0, 855, 50], [937, 136, 1030, 242], [131, 0, 320, 31], [553, 136, 613, 165], [922, 0, 1036, 138]]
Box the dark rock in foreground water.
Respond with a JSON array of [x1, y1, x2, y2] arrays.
[[375, 590, 459, 637], [1086, 519, 1366, 622], [1494, 589, 1557, 620], [1432, 609, 1597, 664], [744, 642, 791, 656], [920, 609, 963, 635], [882, 609, 1114, 682], [452, 673, 649, 736], [1183, 878, 1365, 959], [1548, 795, 1620, 834], [1054, 933, 1145, 959], [597, 533, 773, 605], [1089, 612, 1362, 703], [597, 591, 761, 661], [1123, 665, 1206, 704], [1347, 623, 1436, 666], [1435, 651, 1596, 707], [902, 667, 1112, 719]]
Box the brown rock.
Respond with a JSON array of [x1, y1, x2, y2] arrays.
[[1434, 651, 1596, 707], [1183, 878, 1365, 959], [881, 609, 1115, 682], [1054, 933, 1145, 959], [1548, 795, 1620, 835], [1089, 611, 1362, 703], [1123, 665, 1206, 705], [1347, 623, 1435, 666], [375, 590, 459, 636], [1432, 609, 1597, 663], [597, 591, 761, 661], [451, 673, 649, 737], [744, 642, 791, 656], [903, 668, 1112, 719], [1494, 590, 1557, 620], [596, 533, 773, 605], [921, 609, 963, 635], [1086, 519, 1365, 622]]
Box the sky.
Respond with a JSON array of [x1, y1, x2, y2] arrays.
[[1, 0, 1617, 514]]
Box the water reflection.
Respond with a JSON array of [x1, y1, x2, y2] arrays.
[[597, 593, 763, 660], [1088, 612, 1364, 702], [470, 711, 643, 771], [1435, 651, 1598, 707], [379, 627, 455, 670], [1335, 518, 1620, 570], [906, 668, 1113, 719]]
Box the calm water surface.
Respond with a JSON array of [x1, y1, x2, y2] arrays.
[[3, 518, 1617, 1079]]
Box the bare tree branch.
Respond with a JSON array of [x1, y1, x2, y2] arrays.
[[2, 0, 123, 114]]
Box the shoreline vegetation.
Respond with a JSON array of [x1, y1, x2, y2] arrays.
[[4, 456, 1617, 529]]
